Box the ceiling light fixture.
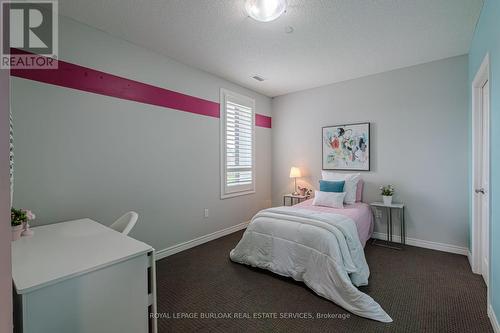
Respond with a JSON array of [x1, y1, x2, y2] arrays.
[[245, 0, 287, 23]]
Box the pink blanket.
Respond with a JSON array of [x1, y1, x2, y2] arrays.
[[295, 199, 374, 247]]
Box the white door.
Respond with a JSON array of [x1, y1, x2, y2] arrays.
[[479, 80, 490, 286]]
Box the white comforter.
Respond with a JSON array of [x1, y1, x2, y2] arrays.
[[229, 207, 392, 323]]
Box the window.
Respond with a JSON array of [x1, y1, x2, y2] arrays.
[[220, 89, 255, 199]]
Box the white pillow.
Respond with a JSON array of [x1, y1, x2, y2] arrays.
[[312, 191, 345, 209], [321, 171, 360, 204]]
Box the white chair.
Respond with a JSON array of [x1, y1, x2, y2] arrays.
[[110, 211, 138, 235]]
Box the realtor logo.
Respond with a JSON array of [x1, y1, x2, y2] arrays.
[[1, 0, 58, 69]]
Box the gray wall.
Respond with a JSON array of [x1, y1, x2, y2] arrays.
[[272, 55, 468, 247], [0, 68, 12, 332], [11, 17, 272, 252]]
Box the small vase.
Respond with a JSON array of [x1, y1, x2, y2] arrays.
[[21, 221, 34, 237], [383, 195, 393, 205], [12, 225, 23, 241]]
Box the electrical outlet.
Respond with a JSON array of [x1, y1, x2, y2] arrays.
[[376, 211, 383, 219], [204, 208, 209, 218]]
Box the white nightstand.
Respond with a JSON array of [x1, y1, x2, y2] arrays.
[[283, 194, 308, 206], [370, 202, 405, 249]]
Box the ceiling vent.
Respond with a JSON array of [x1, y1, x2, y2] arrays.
[[252, 75, 265, 82]]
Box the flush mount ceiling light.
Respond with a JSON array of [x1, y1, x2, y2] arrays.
[[245, 0, 287, 22]]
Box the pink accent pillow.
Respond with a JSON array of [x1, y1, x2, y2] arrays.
[[356, 179, 364, 202]]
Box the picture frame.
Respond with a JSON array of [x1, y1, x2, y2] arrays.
[[322, 122, 370, 171]]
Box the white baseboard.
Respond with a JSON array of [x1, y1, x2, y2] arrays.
[[489, 304, 500, 333], [372, 232, 468, 255], [467, 250, 478, 273], [155, 221, 250, 260]]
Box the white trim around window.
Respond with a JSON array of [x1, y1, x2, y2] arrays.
[[220, 88, 256, 199]]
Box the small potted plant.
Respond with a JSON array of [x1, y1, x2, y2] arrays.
[[11, 208, 36, 241], [298, 186, 313, 197], [380, 185, 395, 205], [11, 208, 26, 241]]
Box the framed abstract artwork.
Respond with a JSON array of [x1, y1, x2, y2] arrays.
[[322, 122, 370, 171]]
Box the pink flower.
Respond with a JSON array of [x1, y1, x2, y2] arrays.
[[22, 209, 36, 221]]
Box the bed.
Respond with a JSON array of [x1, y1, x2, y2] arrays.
[[229, 198, 392, 322]]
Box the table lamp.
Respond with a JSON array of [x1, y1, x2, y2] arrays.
[[289, 167, 301, 195]]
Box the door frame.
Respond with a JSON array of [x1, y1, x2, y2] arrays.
[[471, 53, 490, 292]]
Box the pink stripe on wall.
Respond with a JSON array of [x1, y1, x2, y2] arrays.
[[10, 55, 272, 128], [255, 113, 272, 128], [11, 59, 220, 118]]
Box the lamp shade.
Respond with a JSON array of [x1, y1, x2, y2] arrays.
[[289, 167, 301, 178]]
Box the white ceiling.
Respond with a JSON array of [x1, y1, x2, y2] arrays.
[[59, 0, 483, 97]]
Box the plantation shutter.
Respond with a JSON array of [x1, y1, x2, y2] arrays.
[[221, 90, 255, 198]]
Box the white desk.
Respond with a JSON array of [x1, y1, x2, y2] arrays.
[[12, 219, 157, 333]]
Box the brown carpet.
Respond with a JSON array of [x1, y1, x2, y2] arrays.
[[155, 231, 493, 333]]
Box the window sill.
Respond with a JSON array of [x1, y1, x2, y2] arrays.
[[221, 190, 256, 200]]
